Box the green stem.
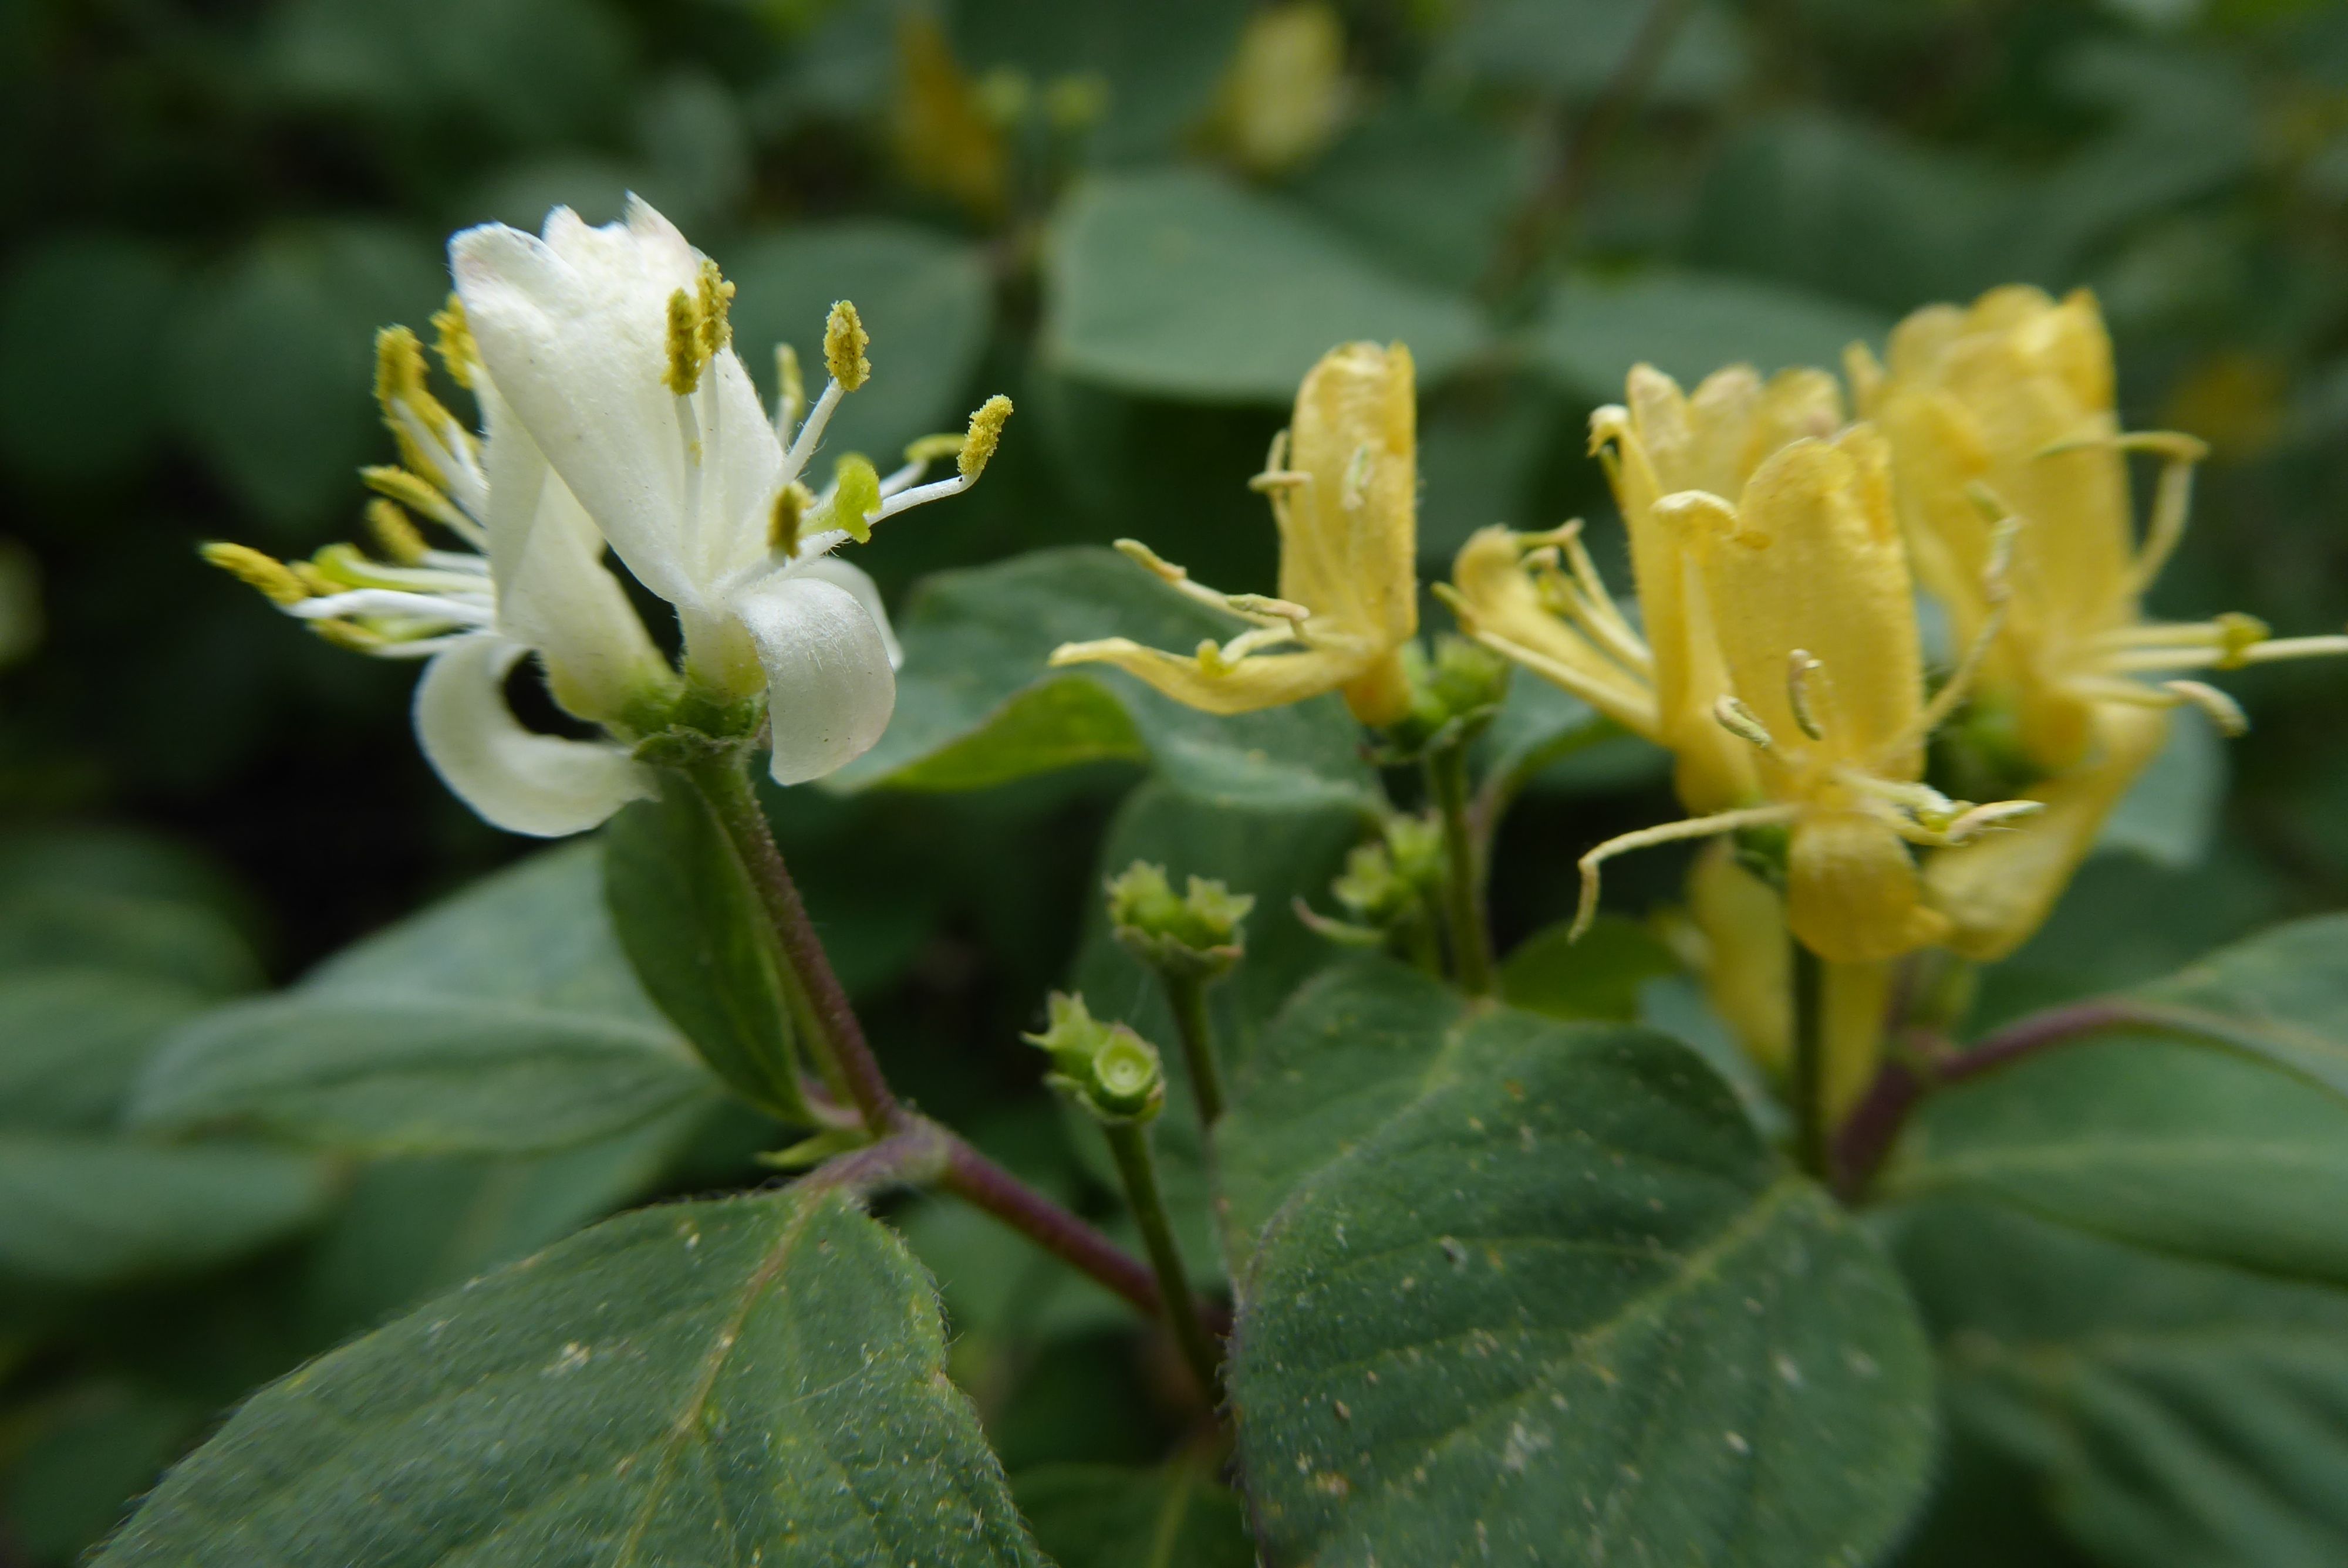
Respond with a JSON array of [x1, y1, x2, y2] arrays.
[[680, 749, 899, 1132], [1792, 941, 1829, 1181], [1160, 972, 1226, 1127], [1103, 1120, 1220, 1400], [1425, 740, 1496, 995]]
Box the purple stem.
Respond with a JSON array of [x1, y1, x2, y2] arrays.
[[1834, 999, 2172, 1198]]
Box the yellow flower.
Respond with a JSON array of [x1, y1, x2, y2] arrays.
[[1049, 341, 1418, 728], [1858, 285, 2348, 957], [1207, 1, 1352, 177]]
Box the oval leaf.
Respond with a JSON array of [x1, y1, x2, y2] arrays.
[[96, 1186, 1048, 1567], [1223, 962, 1935, 1568]]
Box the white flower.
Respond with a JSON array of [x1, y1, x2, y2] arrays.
[[208, 319, 670, 837], [448, 197, 1008, 785], [207, 198, 1010, 835]]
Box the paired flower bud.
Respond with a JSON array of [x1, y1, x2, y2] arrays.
[[1106, 861, 1253, 984]]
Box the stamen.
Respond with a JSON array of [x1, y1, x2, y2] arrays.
[[2117, 434, 2207, 601], [663, 288, 706, 395], [1894, 513, 2021, 756], [1712, 695, 1774, 749], [1248, 428, 1308, 493], [431, 295, 477, 388], [285, 588, 495, 626], [768, 482, 814, 556], [1942, 799, 2045, 843], [2239, 633, 2348, 665], [199, 542, 308, 607], [366, 499, 429, 566], [958, 395, 1011, 481], [362, 467, 485, 550], [825, 455, 881, 543], [1571, 805, 1802, 942], [780, 379, 846, 486], [774, 343, 805, 444], [1786, 650, 1827, 742], [1113, 539, 1308, 627], [1341, 444, 1371, 511], [824, 300, 870, 392], [2163, 679, 2248, 736]]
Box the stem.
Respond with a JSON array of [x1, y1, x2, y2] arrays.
[[1102, 1120, 1222, 1398], [1425, 740, 1496, 995], [675, 750, 1211, 1334], [1161, 973, 1226, 1127], [682, 751, 899, 1131], [1791, 941, 1829, 1181], [1834, 998, 2172, 1198]]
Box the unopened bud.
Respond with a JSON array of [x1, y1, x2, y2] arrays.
[[1107, 860, 1253, 981], [1024, 992, 1165, 1122]]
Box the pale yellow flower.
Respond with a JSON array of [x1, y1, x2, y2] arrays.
[[1050, 341, 1418, 727]]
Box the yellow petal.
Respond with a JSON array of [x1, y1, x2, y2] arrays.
[[1445, 527, 1657, 735], [1787, 809, 1948, 963], [1277, 340, 1418, 655], [1048, 636, 1367, 716], [1924, 701, 2170, 960], [1689, 840, 1790, 1076], [1698, 425, 1925, 783], [1821, 957, 1894, 1121]]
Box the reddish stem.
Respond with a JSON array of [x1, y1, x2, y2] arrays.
[[1834, 999, 2171, 1198]]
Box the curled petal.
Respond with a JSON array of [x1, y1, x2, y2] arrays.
[[731, 573, 896, 785], [1048, 636, 1366, 717], [787, 553, 902, 670], [414, 637, 653, 837]]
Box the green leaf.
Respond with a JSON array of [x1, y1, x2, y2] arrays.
[[948, 0, 1250, 163], [605, 785, 812, 1122], [166, 221, 446, 538], [2, 1383, 202, 1563], [1438, 0, 1749, 106], [2099, 705, 2224, 869], [2127, 912, 2348, 1103], [0, 233, 180, 485], [1289, 104, 1538, 295], [1045, 169, 1488, 403], [1527, 269, 1890, 402], [724, 221, 994, 463], [1223, 961, 1935, 1568], [0, 970, 210, 1131], [131, 995, 713, 1156], [0, 1134, 331, 1289], [0, 888, 260, 994], [832, 546, 1380, 810], [1013, 1458, 1255, 1568], [1500, 915, 1679, 1023], [127, 844, 720, 1156], [96, 1187, 1048, 1568], [1885, 1197, 2348, 1568]]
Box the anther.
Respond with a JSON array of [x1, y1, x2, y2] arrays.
[[828, 454, 881, 543], [2164, 680, 2248, 736], [824, 300, 870, 392], [1713, 696, 1774, 749], [663, 288, 704, 395], [430, 295, 477, 388], [768, 482, 814, 556], [365, 499, 428, 565], [1786, 650, 1826, 741], [959, 395, 1012, 480], [775, 344, 806, 437], [199, 542, 308, 607]]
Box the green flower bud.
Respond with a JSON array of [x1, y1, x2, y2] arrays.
[[1377, 635, 1512, 756], [1023, 992, 1165, 1123], [1105, 861, 1254, 982]]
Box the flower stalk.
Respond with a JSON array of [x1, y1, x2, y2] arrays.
[[1104, 1116, 1222, 1400], [1790, 942, 1830, 1180], [1425, 738, 1495, 994]]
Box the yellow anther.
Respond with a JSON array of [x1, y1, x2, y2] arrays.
[[2212, 610, 2271, 670], [825, 300, 870, 392], [309, 542, 376, 587], [694, 258, 734, 361], [365, 499, 428, 565], [663, 287, 705, 395], [431, 295, 477, 388], [361, 466, 465, 531], [199, 542, 308, 607], [374, 326, 430, 416], [829, 454, 881, 543], [768, 481, 814, 556], [905, 431, 965, 465], [776, 344, 806, 435], [309, 619, 385, 654], [291, 560, 338, 597], [1786, 650, 1826, 741], [2164, 679, 2248, 736], [1712, 695, 1774, 749], [958, 394, 1012, 479]]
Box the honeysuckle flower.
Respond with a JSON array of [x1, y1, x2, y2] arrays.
[[1857, 285, 2348, 957], [450, 197, 1011, 786], [1442, 363, 1846, 815], [1048, 340, 1418, 728], [205, 313, 672, 836], [208, 198, 1012, 835]]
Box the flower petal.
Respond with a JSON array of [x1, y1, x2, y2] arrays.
[[476, 371, 667, 724], [414, 637, 653, 836], [730, 573, 896, 785], [1786, 809, 1948, 963], [1047, 637, 1365, 716], [787, 552, 902, 668]]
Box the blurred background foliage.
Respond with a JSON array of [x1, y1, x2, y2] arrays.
[[6, 0, 2348, 1558]]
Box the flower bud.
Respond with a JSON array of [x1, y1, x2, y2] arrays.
[[1024, 992, 1165, 1123], [1106, 861, 1253, 982]]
